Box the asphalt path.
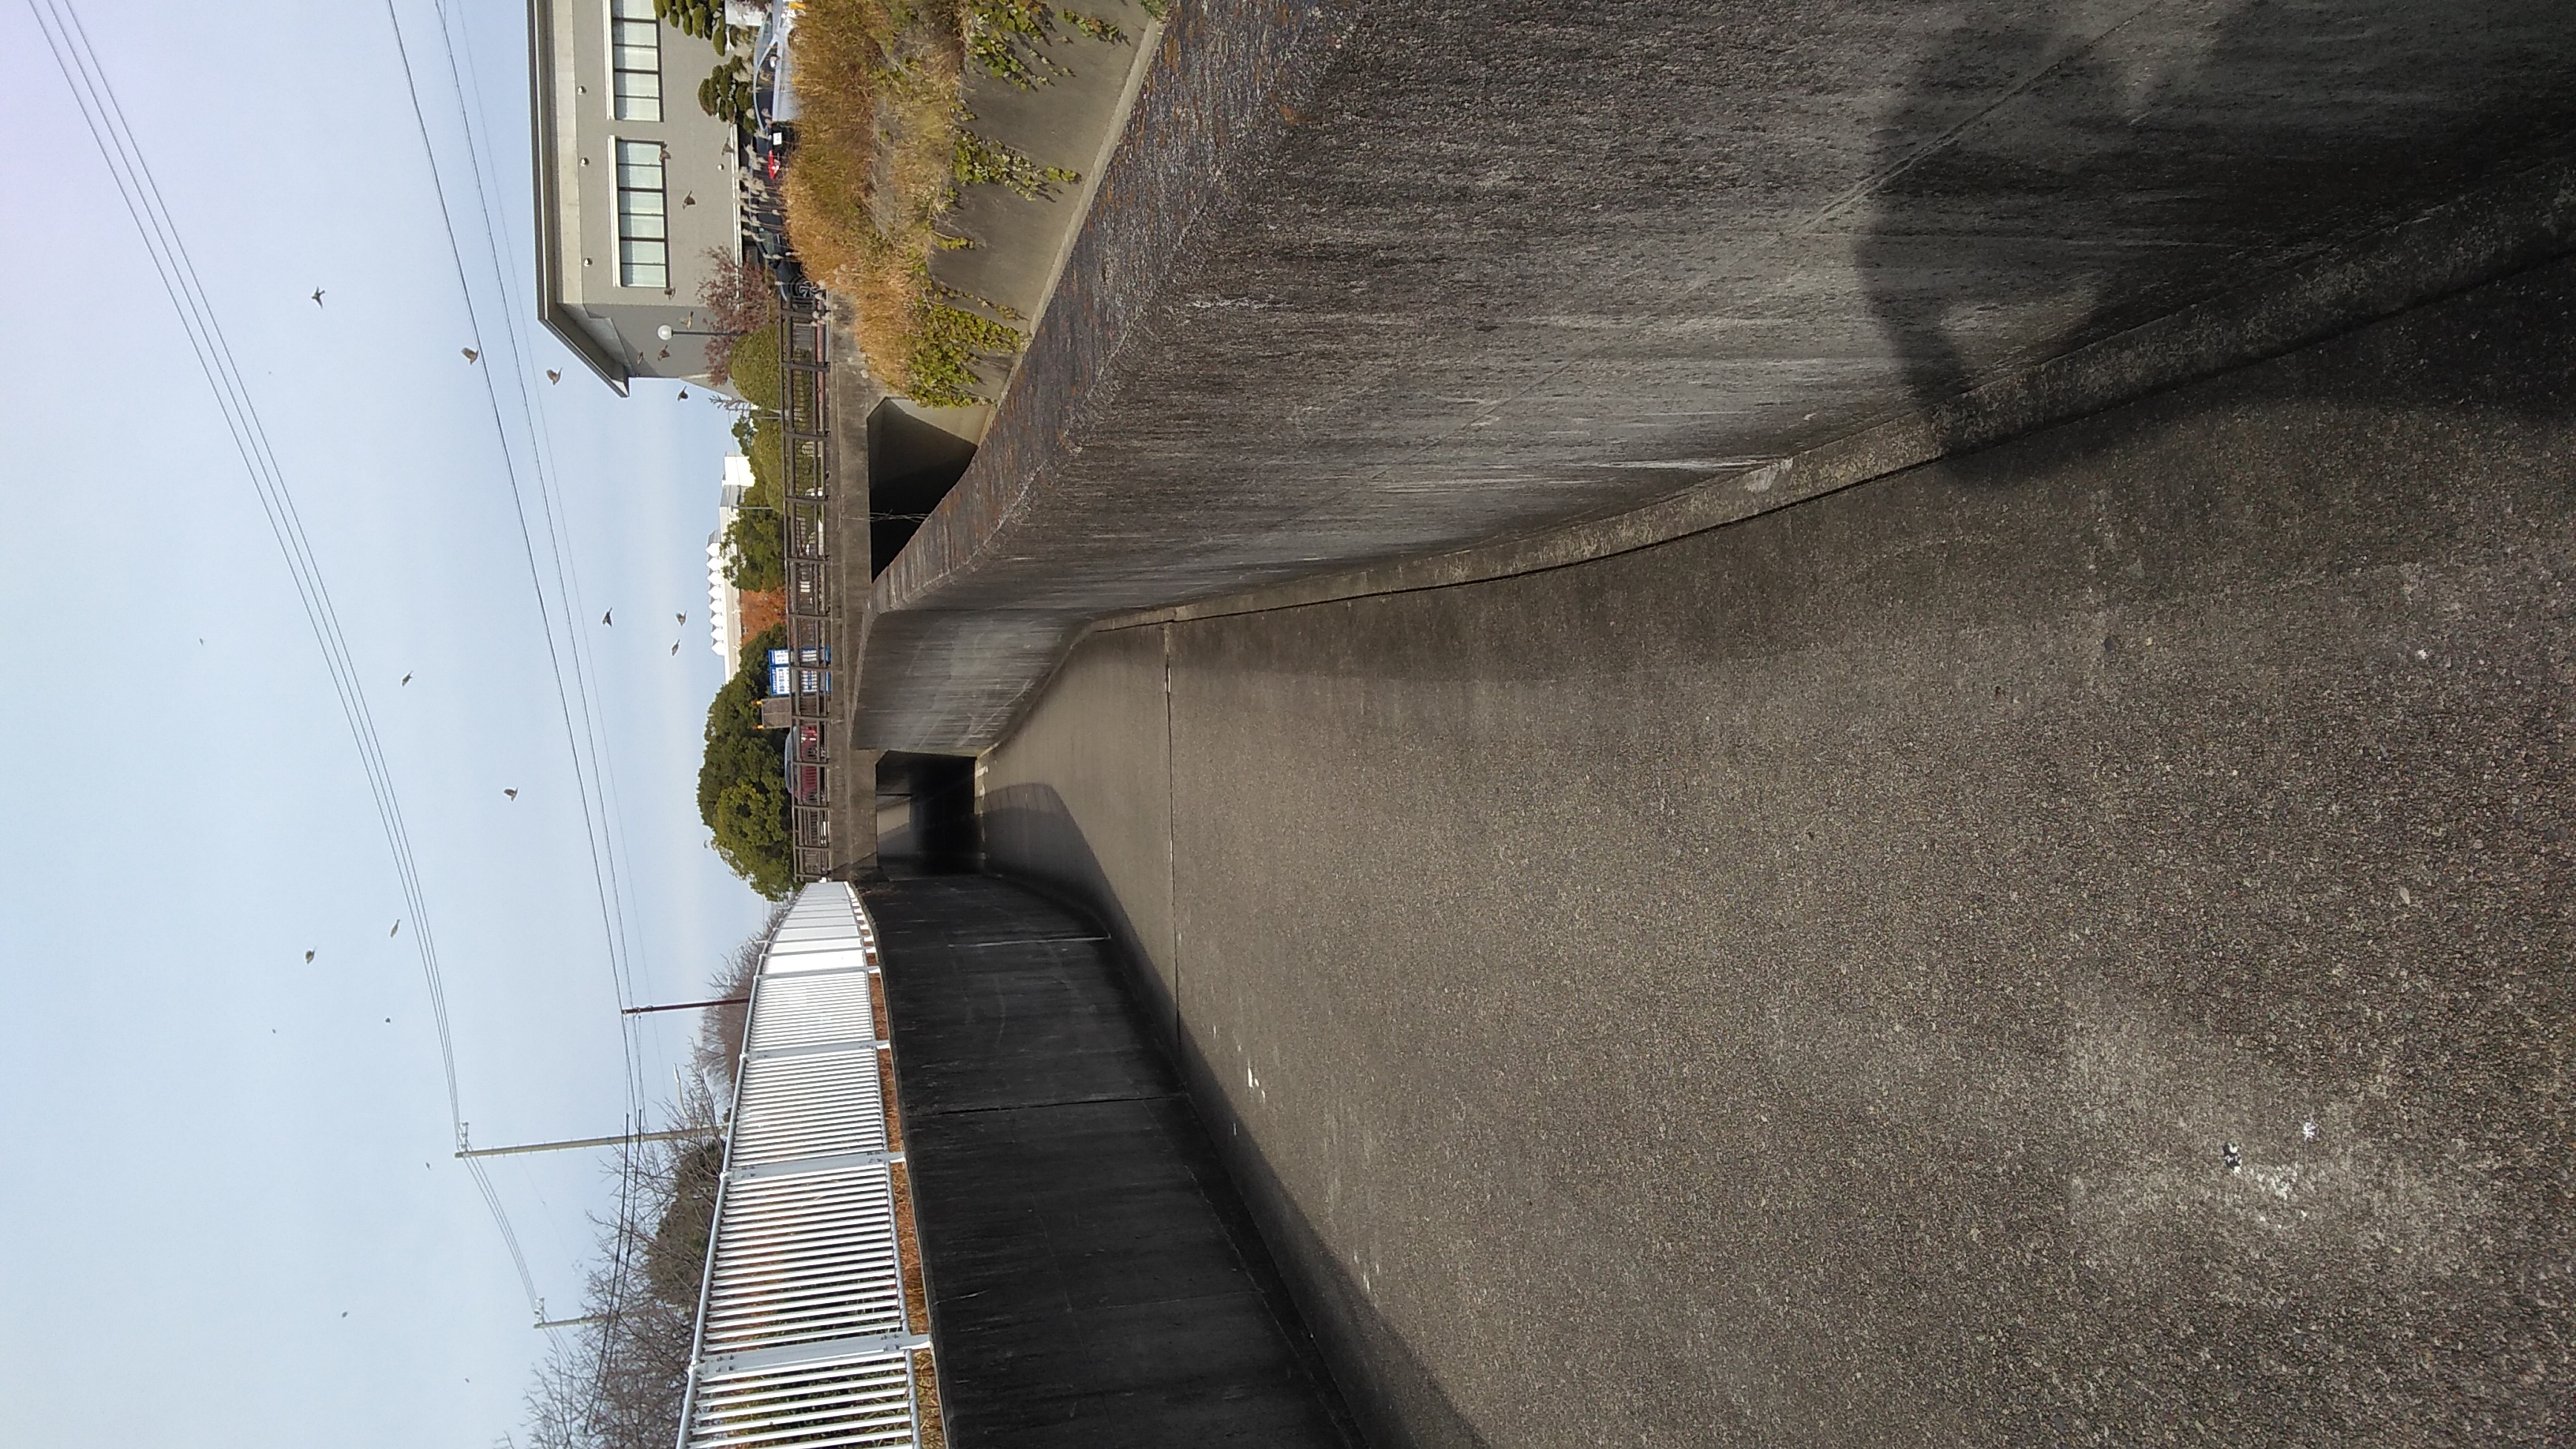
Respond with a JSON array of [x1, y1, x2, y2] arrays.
[[978, 258, 2576, 1447]]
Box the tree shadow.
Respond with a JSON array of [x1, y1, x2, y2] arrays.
[[1855, 0, 2576, 440]]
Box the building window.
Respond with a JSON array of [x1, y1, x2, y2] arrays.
[[615, 140, 668, 289], [609, 0, 661, 122]]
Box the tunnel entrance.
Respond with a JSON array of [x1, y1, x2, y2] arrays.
[[874, 751, 979, 871], [868, 400, 980, 576]]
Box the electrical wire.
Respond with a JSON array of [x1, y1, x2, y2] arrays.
[[381, 0, 650, 1111], [419, 0, 657, 1102], [385, 0, 676, 1361], [24, 0, 545, 1316]]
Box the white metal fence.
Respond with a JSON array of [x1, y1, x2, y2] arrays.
[[678, 882, 928, 1448]]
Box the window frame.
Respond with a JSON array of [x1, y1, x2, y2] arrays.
[[613, 138, 669, 290], [608, 0, 662, 122]]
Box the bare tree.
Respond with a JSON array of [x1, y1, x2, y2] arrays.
[[695, 898, 790, 1093], [509, 910, 795, 1448], [695, 249, 781, 388]]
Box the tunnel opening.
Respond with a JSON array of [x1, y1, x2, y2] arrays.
[[874, 751, 980, 871], [869, 400, 979, 577]]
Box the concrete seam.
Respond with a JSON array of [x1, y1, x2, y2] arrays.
[[914, 1090, 1179, 1120], [1163, 621, 1182, 1068]]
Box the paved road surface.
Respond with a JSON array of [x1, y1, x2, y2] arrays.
[[977, 258, 2576, 1446]]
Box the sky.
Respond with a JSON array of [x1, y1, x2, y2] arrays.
[[0, 2, 771, 1443]]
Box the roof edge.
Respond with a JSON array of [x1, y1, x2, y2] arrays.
[[528, 0, 631, 395]]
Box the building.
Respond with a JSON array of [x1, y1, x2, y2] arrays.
[[707, 454, 751, 663], [529, 0, 746, 391]]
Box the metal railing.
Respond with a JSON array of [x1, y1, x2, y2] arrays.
[[677, 882, 928, 1448], [775, 303, 838, 884]]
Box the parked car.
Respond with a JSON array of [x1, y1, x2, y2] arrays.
[[751, 2, 800, 174], [782, 732, 825, 804]]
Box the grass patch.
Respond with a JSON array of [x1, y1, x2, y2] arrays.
[[783, 0, 1133, 406]]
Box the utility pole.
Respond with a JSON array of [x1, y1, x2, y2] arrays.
[[454, 1126, 715, 1160], [621, 994, 750, 1015], [534, 1312, 610, 1331]]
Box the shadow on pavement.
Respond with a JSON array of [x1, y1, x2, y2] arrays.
[[981, 783, 1496, 1449]]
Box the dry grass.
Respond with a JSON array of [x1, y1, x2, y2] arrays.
[[892, 1162, 945, 1448], [784, 0, 1005, 400], [874, 971, 945, 1445], [911, 1347, 948, 1449]]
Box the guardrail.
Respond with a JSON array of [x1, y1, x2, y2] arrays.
[[677, 882, 930, 1448]]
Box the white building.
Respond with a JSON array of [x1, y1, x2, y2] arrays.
[[708, 455, 754, 664], [530, 0, 747, 391]]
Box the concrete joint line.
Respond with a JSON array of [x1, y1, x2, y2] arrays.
[[919, 1090, 1175, 1119]]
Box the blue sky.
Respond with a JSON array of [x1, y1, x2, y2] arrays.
[[0, 2, 768, 1443]]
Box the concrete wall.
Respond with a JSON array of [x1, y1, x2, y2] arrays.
[[856, 0, 2576, 748], [973, 258, 2576, 1446]]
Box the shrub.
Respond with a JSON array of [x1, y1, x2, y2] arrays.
[[695, 251, 777, 394], [724, 325, 781, 411]]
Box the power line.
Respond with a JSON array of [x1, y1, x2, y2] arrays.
[[386, 0, 676, 1364], [421, 0, 657, 1089], [382, 0, 649, 1100], [25, 0, 542, 1315]]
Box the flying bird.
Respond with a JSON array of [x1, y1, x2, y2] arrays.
[[305, 950, 316, 963], [311, 288, 325, 307], [676, 612, 687, 625], [670, 640, 680, 655], [389, 920, 401, 938], [400, 672, 412, 686], [602, 609, 613, 626], [504, 788, 519, 799], [461, 347, 479, 363], [678, 388, 691, 399], [546, 369, 561, 384]]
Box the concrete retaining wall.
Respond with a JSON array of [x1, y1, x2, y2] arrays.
[[857, 0, 2576, 750]]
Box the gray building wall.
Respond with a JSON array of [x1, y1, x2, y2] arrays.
[[530, 0, 743, 390]]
